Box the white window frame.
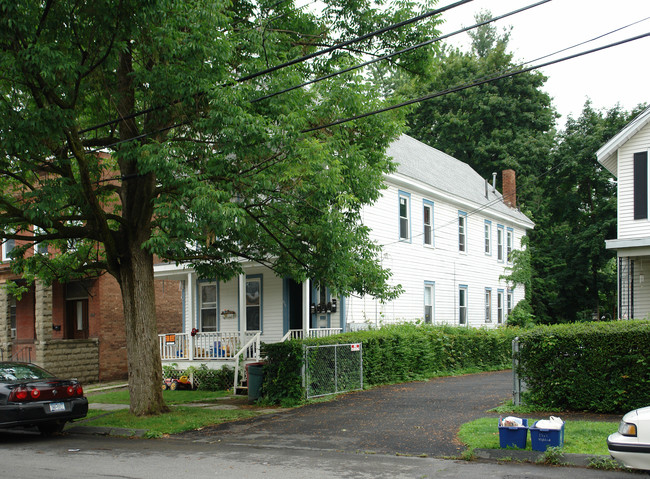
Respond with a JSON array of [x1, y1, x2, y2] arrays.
[[423, 200, 434, 247], [33, 225, 48, 255], [459, 285, 468, 325], [199, 283, 218, 332], [246, 276, 262, 332], [497, 290, 504, 324], [424, 282, 435, 324], [507, 290, 514, 319], [497, 225, 504, 262], [458, 211, 467, 253], [506, 228, 514, 263], [484, 220, 492, 255], [485, 288, 492, 323], [398, 191, 411, 242]]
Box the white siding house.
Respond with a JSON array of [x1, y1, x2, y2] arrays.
[[154, 134, 534, 370], [597, 106, 650, 319], [347, 135, 533, 328]]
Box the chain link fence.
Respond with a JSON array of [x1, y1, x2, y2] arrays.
[[304, 343, 363, 399]]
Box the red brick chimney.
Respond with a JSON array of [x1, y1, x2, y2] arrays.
[[502, 169, 516, 208]]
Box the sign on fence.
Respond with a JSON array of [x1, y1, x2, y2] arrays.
[[304, 343, 363, 399]]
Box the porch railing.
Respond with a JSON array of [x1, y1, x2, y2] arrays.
[[233, 331, 262, 391], [281, 328, 343, 341], [159, 331, 260, 361]]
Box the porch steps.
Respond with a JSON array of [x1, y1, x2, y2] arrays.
[[235, 380, 248, 396]]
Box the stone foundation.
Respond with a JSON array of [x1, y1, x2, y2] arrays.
[[36, 339, 100, 383]]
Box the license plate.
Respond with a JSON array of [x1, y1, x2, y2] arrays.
[[49, 402, 66, 412]]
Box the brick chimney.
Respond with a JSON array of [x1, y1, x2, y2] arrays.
[[502, 169, 516, 208]]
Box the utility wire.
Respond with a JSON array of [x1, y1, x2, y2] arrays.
[[251, 0, 551, 103], [301, 30, 650, 133], [79, 0, 474, 137]]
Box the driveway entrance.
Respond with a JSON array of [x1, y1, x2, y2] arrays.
[[177, 370, 512, 457]]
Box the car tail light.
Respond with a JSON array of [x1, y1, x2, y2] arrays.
[[66, 383, 83, 397], [30, 388, 41, 399], [10, 387, 28, 401]]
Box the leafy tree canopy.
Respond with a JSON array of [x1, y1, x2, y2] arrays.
[[406, 10, 556, 206], [0, 0, 440, 414]]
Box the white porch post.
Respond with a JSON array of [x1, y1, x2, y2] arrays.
[[302, 279, 310, 338], [238, 274, 246, 349], [187, 272, 195, 361]]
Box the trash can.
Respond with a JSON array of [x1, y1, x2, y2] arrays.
[[499, 418, 528, 449], [246, 362, 265, 403], [530, 420, 564, 451]]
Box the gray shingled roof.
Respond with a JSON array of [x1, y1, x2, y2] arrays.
[[387, 134, 534, 227]]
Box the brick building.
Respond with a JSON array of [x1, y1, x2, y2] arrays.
[[0, 258, 182, 383]]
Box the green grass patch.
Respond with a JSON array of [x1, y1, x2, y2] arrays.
[[88, 389, 229, 405], [81, 406, 260, 436], [458, 417, 616, 456]]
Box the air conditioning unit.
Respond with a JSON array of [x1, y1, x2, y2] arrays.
[[10, 328, 16, 339]]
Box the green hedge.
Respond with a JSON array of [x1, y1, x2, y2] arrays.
[[261, 323, 518, 404], [516, 320, 650, 413]]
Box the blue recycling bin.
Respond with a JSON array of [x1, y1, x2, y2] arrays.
[[499, 418, 529, 449]]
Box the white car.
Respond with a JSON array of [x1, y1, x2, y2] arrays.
[[608, 406, 650, 470]]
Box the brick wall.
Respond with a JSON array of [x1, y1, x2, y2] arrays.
[[37, 339, 99, 384], [95, 275, 182, 381]]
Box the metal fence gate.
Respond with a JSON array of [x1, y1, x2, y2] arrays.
[[304, 343, 363, 399], [512, 337, 526, 406]]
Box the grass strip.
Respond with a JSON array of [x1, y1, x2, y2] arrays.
[[87, 389, 229, 405], [459, 417, 616, 456], [81, 406, 261, 436]]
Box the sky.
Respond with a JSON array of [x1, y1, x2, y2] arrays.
[[438, 0, 650, 128]]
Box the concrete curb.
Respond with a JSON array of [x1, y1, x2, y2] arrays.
[[474, 448, 622, 468], [66, 425, 148, 438]]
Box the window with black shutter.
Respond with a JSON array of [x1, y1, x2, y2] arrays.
[[634, 151, 648, 220]]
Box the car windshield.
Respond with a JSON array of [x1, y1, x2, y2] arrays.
[[0, 363, 55, 382]]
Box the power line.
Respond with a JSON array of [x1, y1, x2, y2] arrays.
[[79, 0, 474, 137], [301, 30, 650, 134], [251, 0, 551, 103]]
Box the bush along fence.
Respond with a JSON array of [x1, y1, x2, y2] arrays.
[[516, 320, 650, 413], [162, 363, 239, 391], [261, 323, 519, 405]]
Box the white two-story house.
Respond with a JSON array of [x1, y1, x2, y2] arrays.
[[597, 106, 650, 319], [154, 134, 534, 371]]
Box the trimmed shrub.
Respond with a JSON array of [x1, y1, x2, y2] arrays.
[[261, 323, 518, 403], [517, 320, 650, 413]]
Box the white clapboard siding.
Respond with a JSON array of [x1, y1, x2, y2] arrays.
[[617, 120, 650, 240]]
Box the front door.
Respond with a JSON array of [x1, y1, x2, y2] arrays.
[[65, 299, 88, 339], [311, 282, 337, 329]]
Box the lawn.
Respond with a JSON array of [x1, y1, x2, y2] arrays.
[[458, 417, 618, 456], [88, 388, 229, 405], [77, 389, 273, 437]]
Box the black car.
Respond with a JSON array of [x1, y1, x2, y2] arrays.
[[0, 362, 88, 435]]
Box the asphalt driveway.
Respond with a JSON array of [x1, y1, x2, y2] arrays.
[[177, 370, 514, 457]]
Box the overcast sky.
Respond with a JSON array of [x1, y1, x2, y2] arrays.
[[438, 0, 650, 127]]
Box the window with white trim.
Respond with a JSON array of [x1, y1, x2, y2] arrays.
[[399, 192, 411, 241], [458, 212, 467, 252], [459, 285, 468, 325], [423, 201, 433, 246], [2, 234, 15, 263], [484, 220, 491, 255], [485, 288, 492, 323], [497, 225, 504, 262], [246, 277, 262, 331], [200, 283, 217, 332], [507, 290, 513, 319], [424, 282, 434, 324], [507, 228, 514, 263], [33, 226, 48, 255], [497, 290, 504, 324]]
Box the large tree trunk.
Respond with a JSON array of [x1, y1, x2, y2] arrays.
[[119, 245, 168, 415]]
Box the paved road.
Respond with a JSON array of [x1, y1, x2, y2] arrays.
[[177, 370, 516, 457], [0, 431, 639, 479]]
